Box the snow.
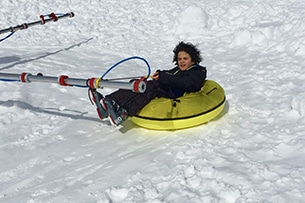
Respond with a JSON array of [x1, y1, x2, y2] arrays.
[[1, 0, 305, 202]]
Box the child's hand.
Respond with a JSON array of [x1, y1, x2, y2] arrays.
[[152, 71, 159, 80]]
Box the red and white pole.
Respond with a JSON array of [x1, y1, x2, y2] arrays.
[[0, 72, 146, 93]]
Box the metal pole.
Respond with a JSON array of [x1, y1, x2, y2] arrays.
[[0, 12, 74, 35], [0, 72, 146, 93]]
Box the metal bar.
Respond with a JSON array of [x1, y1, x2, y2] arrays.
[[27, 75, 59, 83], [100, 80, 136, 89], [0, 73, 18, 80], [0, 72, 146, 93], [0, 12, 74, 35]]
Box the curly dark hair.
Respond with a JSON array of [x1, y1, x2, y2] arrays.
[[172, 41, 203, 65]]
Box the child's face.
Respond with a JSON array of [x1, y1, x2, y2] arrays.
[[177, 51, 194, 71]]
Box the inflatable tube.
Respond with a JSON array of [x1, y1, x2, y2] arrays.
[[130, 80, 226, 130]]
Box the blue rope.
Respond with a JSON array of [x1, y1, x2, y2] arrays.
[[101, 56, 151, 80], [0, 78, 19, 82], [0, 31, 15, 42]]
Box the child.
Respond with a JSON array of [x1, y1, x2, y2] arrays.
[[89, 41, 207, 126]]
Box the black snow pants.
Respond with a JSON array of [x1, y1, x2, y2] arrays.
[[105, 80, 163, 116]]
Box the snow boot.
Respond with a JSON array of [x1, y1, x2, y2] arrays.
[[103, 98, 128, 126], [88, 88, 109, 120]]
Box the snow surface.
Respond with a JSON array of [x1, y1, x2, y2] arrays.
[[1, 0, 305, 202]]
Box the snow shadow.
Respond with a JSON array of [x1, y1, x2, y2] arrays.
[[221, 100, 230, 117], [0, 99, 102, 123], [0, 37, 93, 71], [0, 55, 21, 64]]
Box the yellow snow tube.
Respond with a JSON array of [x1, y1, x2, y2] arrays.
[[130, 80, 226, 130]]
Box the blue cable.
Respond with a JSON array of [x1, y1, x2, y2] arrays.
[[101, 56, 151, 80], [0, 78, 19, 82], [0, 32, 15, 42]]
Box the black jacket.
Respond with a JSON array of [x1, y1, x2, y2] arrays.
[[107, 64, 207, 116], [156, 64, 207, 98]]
